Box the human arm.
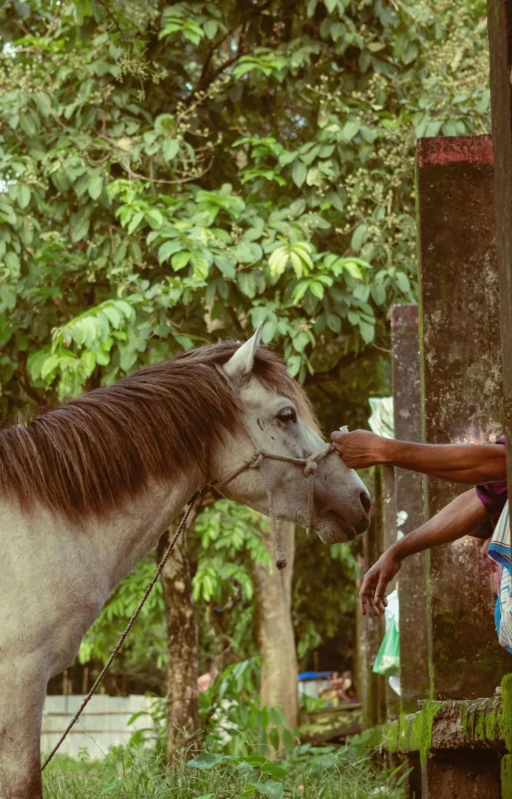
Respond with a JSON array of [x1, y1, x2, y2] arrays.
[[359, 487, 489, 616], [331, 430, 507, 484]]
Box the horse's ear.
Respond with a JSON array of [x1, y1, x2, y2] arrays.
[[223, 323, 264, 381]]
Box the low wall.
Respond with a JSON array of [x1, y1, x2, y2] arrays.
[[41, 694, 157, 759]]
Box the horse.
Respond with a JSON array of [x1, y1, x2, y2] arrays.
[[0, 324, 371, 799]]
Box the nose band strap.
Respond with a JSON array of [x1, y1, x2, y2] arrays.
[[210, 442, 337, 569]]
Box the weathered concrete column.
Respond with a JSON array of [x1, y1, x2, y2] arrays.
[[417, 135, 508, 703], [488, 5, 512, 796], [487, 0, 512, 502], [421, 750, 501, 799], [417, 135, 507, 799], [391, 304, 429, 714]]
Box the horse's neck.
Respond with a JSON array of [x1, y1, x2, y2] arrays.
[[89, 471, 201, 593]]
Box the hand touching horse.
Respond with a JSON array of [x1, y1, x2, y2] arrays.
[[0, 326, 371, 798]]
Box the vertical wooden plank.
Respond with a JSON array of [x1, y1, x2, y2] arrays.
[[487, 0, 512, 495], [417, 135, 509, 700], [358, 471, 386, 728], [380, 463, 399, 720], [391, 304, 429, 714]]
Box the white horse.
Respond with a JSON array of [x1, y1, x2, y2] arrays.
[[0, 325, 370, 798]]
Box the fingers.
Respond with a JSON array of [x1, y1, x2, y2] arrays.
[[330, 431, 347, 455], [330, 429, 380, 469], [375, 575, 390, 613], [359, 571, 379, 616], [360, 571, 388, 617]]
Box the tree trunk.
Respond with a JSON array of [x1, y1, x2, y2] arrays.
[[253, 521, 298, 731], [157, 511, 199, 762]]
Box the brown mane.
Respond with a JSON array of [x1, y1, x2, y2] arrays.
[[0, 341, 317, 520]]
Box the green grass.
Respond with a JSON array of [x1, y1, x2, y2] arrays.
[[42, 743, 407, 799]]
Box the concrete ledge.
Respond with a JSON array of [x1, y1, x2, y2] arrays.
[[376, 697, 504, 762]]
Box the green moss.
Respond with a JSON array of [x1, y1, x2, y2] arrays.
[[501, 755, 512, 799], [366, 692, 509, 769], [501, 674, 512, 752], [460, 699, 502, 744], [371, 702, 442, 765]]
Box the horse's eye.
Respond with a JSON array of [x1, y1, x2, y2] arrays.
[[277, 408, 297, 424]]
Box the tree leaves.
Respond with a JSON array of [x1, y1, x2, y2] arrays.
[[158, 240, 182, 263], [162, 138, 180, 161], [292, 160, 307, 188], [71, 217, 90, 243], [88, 173, 103, 200], [0, 0, 487, 418], [342, 118, 360, 141], [269, 242, 314, 279]]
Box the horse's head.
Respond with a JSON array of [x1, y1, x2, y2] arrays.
[[210, 326, 371, 544]]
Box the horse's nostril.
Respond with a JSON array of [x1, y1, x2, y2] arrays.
[[360, 491, 372, 515]]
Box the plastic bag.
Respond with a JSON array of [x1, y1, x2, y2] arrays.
[[372, 616, 400, 677]]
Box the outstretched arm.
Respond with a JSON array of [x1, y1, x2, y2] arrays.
[[360, 488, 489, 616], [331, 430, 506, 484]]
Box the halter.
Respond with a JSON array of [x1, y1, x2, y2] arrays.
[[210, 439, 338, 569]]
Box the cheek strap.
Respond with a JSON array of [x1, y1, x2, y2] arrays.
[[210, 440, 337, 569]]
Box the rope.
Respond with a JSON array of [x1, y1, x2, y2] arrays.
[[41, 489, 203, 772]]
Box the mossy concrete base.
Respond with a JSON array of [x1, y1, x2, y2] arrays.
[[367, 676, 512, 797], [501, 754, 512, 799], [502, 673, 512, 752], [378, 697, 503, 765]]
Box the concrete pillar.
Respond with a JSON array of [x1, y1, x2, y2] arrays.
[[391, 304, 429, 714], [487, 0, 512, 500], [421, 750, 501, 799], [487, 10, 512, 796], [417, 135, 508, 702]]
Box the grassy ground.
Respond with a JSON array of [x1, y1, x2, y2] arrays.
[[42, 743, 407, 799]]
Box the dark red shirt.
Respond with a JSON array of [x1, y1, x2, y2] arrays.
[[476, 437, 507, 521]]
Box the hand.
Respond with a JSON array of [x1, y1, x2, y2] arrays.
[[359, 550, 402, 616], [331, 429, 388, 469]]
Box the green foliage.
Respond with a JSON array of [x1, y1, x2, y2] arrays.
[[42, 741, 408, 798], [0, 0, 489, 410], [131, 657, 296, 759], [293, 528, 360, 661], [192, 501, 271, 605], [199, 658, 296, 757]]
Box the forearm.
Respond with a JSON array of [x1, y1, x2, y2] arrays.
[[390, 488, 488, 561], [381, 440, 506, 484]]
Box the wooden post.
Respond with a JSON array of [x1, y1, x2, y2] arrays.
[[417, 134, 508, 701], [380, 463, 400, 721], [358, 471, 386, 729], [391, 304, 429, 714]]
